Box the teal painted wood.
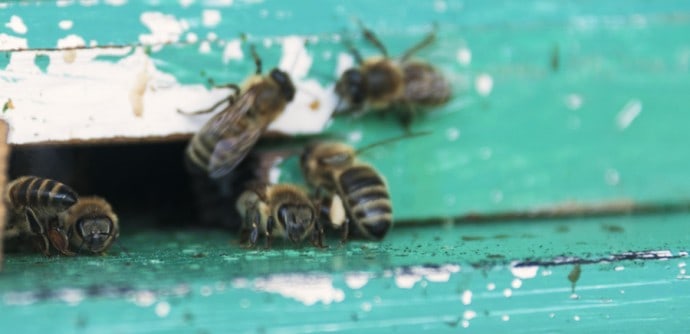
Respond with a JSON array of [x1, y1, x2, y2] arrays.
[[3, 0, 690, 219], [1, 213, 689, 332], [2, 1, 690, 333]]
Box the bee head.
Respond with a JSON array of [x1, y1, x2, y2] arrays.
[[269, 68, 296, 102], [65, 197, 119, 254], [301, 142, 356, 187], [335, 68, 367, 110], [278, 204, 314, 243], [75, 215, 117, 253]]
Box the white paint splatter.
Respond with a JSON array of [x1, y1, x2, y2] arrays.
[[434, 0, 447, 12], [463, 310, 477, 320], [487, 283, 496, 291], [155, 302, 171, 317], [202, 9, 222, 27], [5, 15, 27, 34], [104, 0, 127, 6], [58, 288, 85, 305], [510, 263, 539, 279], [446, 127, 460, 141], [361, 302, 372, 312], [206, 0, 234, 5], [616, 99, 642, 130], [345, 272, 371, 289], [614, 266, 625, 271], [59, 20, 73, 30], [179, 0, 194, 7], [348, 130, 363, 143], [394, 265, 461, 289], [222, 39, 243, 63], [565, 94, 583, 110], [56, 0, 73, 7], [139, 12, 187, 44], [503, 288, 513, 298], [57, 34, 86, 48], [268, 157, 283, 184], [0, 33, 27, 51], [461, 290, 472, 305], [456, 47, 471, 66], [279, 36, 312, 80], [133, 290, 156, 307], [605, 168, 620, 186], [573, 315, 581, 321], [207, 32, 218, 41], [253, 274, 345, 306], [199, 40, 211, 53], [475, 73, 493, 96], [511, 278, 523, 289], [186, 32, 198, 43], [502, 314, 510, 321], [336, 52, 355, 77]]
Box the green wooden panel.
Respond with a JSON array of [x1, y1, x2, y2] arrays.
[[1, 0, 690, 333]]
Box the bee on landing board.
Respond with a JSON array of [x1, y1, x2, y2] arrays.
[[236, 183, 324, 248], [335, 21, 451, 130], [4, 175, 79, 256], [300, 141, 393, 242], [59, 196, 119, 255], [181, 45, 296, 180]]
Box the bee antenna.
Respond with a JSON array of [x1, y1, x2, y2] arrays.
[[250, 44, 262, 75], [355, 131, 432, 155]]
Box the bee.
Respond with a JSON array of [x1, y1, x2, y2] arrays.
[[4, 176, 78, 256], [300, 141, 392, 242], [182, 45, 296, 179], [59, 196, 119, 255], [335, 22, 451, 129], [236, 183, 324, 248]]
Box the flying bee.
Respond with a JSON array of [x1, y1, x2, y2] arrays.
[[236, 183, 324, 248], [335, 22, 451, 129], [300, 141, 393, 242], [59, 196, 119, 255], [181, 44, 296, 180], [4, 175, 78, 256]]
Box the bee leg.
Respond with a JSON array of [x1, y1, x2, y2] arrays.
[[243, 208, 260, 248], [248, 222, 259, 248], [48, 228, 75, 256], [400, 23, 438, 62], [25, 208, 51, 256], [265, 216, 275, 249], [311, 219, 326, 249], [397, 103, 417, 134], [176, 94, 235, 115], [340, 217, 350, 245], [356, 20, 389, 58]]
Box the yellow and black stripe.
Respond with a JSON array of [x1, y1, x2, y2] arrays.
[[7, 176, 78, 212], [338, 165, 392, 240]]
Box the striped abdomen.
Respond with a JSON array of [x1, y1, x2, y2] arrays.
[[338, 165, 392, 240], [6, 176, 78, 213]]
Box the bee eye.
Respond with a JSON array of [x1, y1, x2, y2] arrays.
[[342, 69, 366, 104], [269, 69, 296, 101]]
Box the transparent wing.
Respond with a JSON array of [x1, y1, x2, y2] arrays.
[[199, 89, 263, 179]]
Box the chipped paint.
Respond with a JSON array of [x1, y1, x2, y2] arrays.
[[0, 34, 333, 144], [393, 264, 461, 289], [616, 99, 642, 130], [510, 263, 539, 279], [252, 274, 345, 306], [5, 15, 27, 34]]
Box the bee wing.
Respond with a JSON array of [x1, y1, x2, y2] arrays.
[[202, 90, 262, 179]]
